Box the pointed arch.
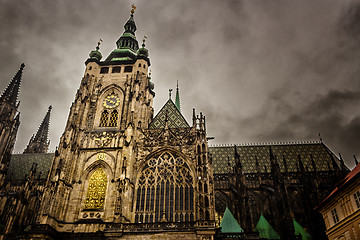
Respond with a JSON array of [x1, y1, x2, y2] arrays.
[[95, 85, 125, 129], [100, 110, 109, 127], [109, 110, 118, 127], [134, 150, 195, 223]]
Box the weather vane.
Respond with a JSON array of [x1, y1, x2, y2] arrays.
[[169, 89, 173, 99], [97, 39, 103, 48], [143, 36, 147, 44], [131, 4, 136, 14]]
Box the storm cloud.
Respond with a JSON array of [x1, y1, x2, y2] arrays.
[[1, 0, 360, 168]]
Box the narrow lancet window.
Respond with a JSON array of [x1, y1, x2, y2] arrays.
[[100, 110, 109, 127], [84, 168, 107, 209], [109, 110, 118, 127]]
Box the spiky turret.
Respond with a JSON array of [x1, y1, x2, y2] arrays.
[[0, 64, 24, 186], [0, 63, 24, 107], [24, 106, 52, 154]]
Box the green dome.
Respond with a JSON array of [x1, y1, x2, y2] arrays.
[[137, 43, 149, 58], [89, 46, 102, 61], [148, 75, 154, 90]]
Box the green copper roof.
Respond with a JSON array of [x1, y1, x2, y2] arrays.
[[293, 219, 312, 240], [254, 213, 280, 239], [175, 81, 181, 112], [149, 99, 190, 129], [220, 207, 243, 233], [104, 13, 140, 63]]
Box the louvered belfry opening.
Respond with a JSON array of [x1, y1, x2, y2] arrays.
[[135, 151, 194, 223]]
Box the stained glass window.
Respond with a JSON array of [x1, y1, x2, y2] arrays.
[[135, 151, 194, 223], [109, 110, 118, 127], [84, 168, 107, 209], [100, 110, 109, 127]]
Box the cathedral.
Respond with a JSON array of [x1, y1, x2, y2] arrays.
[[0, 6, 350, 240]]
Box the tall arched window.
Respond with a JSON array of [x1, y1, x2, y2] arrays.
[[135, 151, 194, 223], [109, 110, 118, 127], [100, 110, 109, 127], [84, 168, 107, 209]]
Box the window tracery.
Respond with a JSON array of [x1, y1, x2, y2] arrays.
[[84, 168, 107, 209], [135, 151, 194, 223]]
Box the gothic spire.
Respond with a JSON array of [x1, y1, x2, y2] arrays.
[[0, 63, 25, 107], [175, 81, 181, 112], [115, 5, 139, 52], [23, 106, 52, 154]]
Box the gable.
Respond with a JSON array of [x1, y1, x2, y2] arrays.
[[149, 99, 190, 129]]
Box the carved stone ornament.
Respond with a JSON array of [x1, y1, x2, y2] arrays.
[[93, 131, 115, 147]]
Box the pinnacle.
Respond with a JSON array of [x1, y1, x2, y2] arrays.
[[23, 106, 52, 154], [0, 63, 25, 107]]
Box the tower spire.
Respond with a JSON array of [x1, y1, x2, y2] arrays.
[[115, 5, 139, 52], [175, 81, 181, 112], [0, 63, 25, 107], [24, 106, 52, 154]]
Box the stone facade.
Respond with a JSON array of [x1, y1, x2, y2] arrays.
[[28, 9, 216, 239], [0, 6, 351, 240]]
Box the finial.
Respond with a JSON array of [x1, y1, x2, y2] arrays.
[[96, 39, 103, 50], [169, 89, 173, 100], [48, 105, 52, 111], [131, 4, 136, 14], [318, 133, 323, 142], [142, 36, 147, 47]]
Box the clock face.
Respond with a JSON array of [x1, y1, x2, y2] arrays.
[[103, 95, 120, 109]]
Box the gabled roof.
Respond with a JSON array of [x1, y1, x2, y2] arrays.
[[209, 143, 343, 174], [293, 219, 312, 240], [316, 162, 360, 209], [254, 213, 280, 239], [149, 99, 190, 129], [220, 207, 244, 233]]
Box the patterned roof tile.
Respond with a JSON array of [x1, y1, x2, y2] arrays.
[[7, 153, 54, 183], [149, 99, 190, 129], [209, 143, 341, 174]]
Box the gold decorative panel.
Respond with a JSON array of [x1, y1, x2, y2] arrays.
[[84, 168, 107, 209]]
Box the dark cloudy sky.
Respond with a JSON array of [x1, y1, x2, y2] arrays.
[[1, 0, 360, 168]]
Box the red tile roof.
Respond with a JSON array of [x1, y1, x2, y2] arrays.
[[316, 163, 360, 209]]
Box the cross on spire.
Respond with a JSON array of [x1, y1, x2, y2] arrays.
[[169, 89, 173, 99]]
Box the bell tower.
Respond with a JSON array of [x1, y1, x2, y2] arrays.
[[33, 6, 216, 239]]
